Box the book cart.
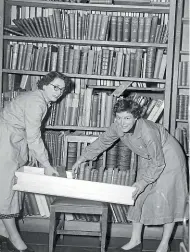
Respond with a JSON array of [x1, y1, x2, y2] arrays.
[[0, 0, 184, 239]]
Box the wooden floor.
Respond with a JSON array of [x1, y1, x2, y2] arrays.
[[0, 232, 181, 252]]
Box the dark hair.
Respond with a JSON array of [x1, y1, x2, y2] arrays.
[[37, 72, 71, 94], [113, 98, 143, 119]]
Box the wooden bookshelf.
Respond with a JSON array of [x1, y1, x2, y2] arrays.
[[0, 0, 181, 238], [0, 0, 176, 131], [0, 0, 4, 105], [2, 69, 166, 83], [45, 125, 107, 131], [170, 0, 189, 156], [5, 0, 170, 13], [3, 35, 168, 49]]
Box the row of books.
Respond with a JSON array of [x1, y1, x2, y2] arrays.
[[178, 61, 189, 86], [12, 10, 169, 44], [176, 95, 189, 121], [46, 90, 117, 127], [43, 129, 132, 172], [4, 42, 167, 80], [43, 131, 65, 167], [10, 2, 169, 25], [1, 90, 21, 107], [45, 89, 164, 128], [175, 127, 189, 155], [2, 74, 40, 96], [23, 193, 55, 218]]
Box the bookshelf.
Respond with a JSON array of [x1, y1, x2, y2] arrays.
[[170, 0, 189, 156], [0, 0, 182, 238], [1, 0, 176, 129]]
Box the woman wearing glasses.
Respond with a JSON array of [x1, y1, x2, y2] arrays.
[[72, 98, 188, 252], [0, 71, 70, 251]]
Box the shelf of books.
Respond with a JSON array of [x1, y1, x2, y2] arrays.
[[170, 0, 189, 157], [0, 0, 181, 237], [1, 0, 176, 128]]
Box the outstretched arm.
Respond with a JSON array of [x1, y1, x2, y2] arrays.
[[72, 123, 120, 178], [24, 99, 58, 176]]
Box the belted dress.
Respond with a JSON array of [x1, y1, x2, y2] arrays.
[[81, 118, 188, 225], [0, 90, 50, 217]]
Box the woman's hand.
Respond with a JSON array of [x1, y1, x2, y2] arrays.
[[132, 180, 148, 200], [72, 160, 81, 179], [72, 156, 86, 179], [28, 150, 38, 166], [45, 166, 59, 176]]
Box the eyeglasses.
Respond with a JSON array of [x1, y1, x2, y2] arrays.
[[50, 83, 65, 93]]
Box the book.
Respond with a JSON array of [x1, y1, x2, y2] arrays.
[[117, 16, 123, 42], [110, 16, 117, 41], [145, 47, 156, 78], [143, 16, 152, 43], [154, 49, 164, 78], [147, 99, 164, 122], [64, 93, 73, 126], [123, 16, 131, 42], [131, 17, 138, 42], [138, 17, 145, 43], [149, 16, 158, 43], [99, 15, 109, 41]]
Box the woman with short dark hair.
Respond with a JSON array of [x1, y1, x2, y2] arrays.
[[72, 98, 188, 252], [0, 71, 70, 251]]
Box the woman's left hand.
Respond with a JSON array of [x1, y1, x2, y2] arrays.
[[132, 181, 147, 200]]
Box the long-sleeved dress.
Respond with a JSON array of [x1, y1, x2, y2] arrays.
[[81, 118, 188, 225], [0, 90, 50, 216]]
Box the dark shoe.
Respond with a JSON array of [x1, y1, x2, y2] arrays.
[[6, 239, 34, 252], [114, 243, 142, 252]]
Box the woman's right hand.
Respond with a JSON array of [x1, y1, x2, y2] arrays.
[[72, 160, 81, 179], [72, 156, 86, 179]]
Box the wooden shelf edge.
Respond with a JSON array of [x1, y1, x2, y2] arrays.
[[176, 119, 189, 123], [3, 35, 168, 49], [5, 0, 170, 13], [2, 69, 166, 83], [182, 17, 190, 23], [88, 85, 165, 91], [178, 86, 190, 89], [45, 126, 107, 131], [180, 50, 190, 55]]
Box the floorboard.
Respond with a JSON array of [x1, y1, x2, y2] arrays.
[[0, 232, 181, 252]]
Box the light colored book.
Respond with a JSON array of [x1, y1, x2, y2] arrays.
[[151, 100, 164, 122], [147, 99, 164, 122], [158, 54, 167, 79], [154, 49, 164, 78], [104, 95, 113, 127], [100, 92, 107, 128], [82, 88, 93, 126]]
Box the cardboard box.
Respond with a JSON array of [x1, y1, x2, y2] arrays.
[[13, 166, 135, 205]]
